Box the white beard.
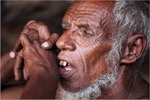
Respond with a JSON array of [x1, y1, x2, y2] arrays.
[[60, 69, 118, 100], [60, 38, 122, 100]]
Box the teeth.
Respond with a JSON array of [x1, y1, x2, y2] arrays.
[[63, 61, 67, 66], [59, 60, 73, 71], [59, 61, 64, 66], [65, 67, 73, 71], [59, 60, 68, 67]]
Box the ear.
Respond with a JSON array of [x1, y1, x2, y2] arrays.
[[121, 34, 147, 64]]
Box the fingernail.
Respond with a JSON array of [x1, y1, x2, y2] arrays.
[[9, 51, 16, 58], [41, 42, 49, 48]]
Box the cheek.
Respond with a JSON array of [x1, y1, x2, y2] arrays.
[[74, 34, 112, 81], [71, 50, 108, 89], [81, 43, 111, 79], [74, 31, 98, 47], [86, 49, 108, 75]]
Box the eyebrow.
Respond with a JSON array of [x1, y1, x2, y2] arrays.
[[62, 22, 70, 28], [78, 25, 90, 29], [62, 22, 91, 30]]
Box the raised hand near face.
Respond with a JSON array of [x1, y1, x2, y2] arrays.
[[15, 33, 59, 79], [14, 32, 59, 99], [10, 21, 59, 81], [10, 20, 59, 58]]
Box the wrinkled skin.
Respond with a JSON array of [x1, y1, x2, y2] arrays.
[[57, 1, 115, 91], [16, 33, 59, 98], [14, 22, 60, 99], [13, 21, 59, 81], [1, 21, 60, 99], [1, 0, 149, 99]]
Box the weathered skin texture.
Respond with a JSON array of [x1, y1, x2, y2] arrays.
[[57, 1, 115, 91], [1, 0, 149, 99], [56, 1, 149, 98]]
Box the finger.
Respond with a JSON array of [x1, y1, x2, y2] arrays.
[[33, 40, 41, 50], [23, 67, 29, 81], [13, 20, 37, 52], [20, 34, 33, 48], [27, 22, 51, 40], [26, 30, 39, 43], [26, 20, 36, 26], [9, 51, 17, 59], [14, 35, 23, 52], [14, 51, 23, 81], [22, 20, 36, 34], [41, 33, 59, 49], [14, 34, 32, 81]]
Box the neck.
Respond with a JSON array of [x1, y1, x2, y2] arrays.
[[99, 64, 149, 99]]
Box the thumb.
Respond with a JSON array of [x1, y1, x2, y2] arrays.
[[41, 33, 59, 49]]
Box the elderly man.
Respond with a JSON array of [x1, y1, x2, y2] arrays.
[[1, 0, 149, 99]]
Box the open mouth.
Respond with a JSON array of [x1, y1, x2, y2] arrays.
[[59, 60, 75, 78]]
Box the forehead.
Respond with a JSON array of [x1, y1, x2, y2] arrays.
[[63, 1, 115, 27]]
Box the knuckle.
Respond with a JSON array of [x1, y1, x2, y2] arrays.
[[53, 33, 59, 40], [39, 24, 49, 32], [20, 34, 26, 39], [27, 20, 36, 25], [24, 20, 36, 28]]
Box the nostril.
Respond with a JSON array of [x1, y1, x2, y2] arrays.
[[66, 45, 76, 51]]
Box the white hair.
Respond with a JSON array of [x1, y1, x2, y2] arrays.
[[60, 0, 149, 99], [108, 0, 149, 65], [105, 0, 149, 84]]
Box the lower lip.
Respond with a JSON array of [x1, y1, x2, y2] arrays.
[[59, 66, 75, 78]]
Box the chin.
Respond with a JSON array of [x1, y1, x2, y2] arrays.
[[60, 73, 118, 100], [60, 78, 102, 100], [60, 77, 83, 92]]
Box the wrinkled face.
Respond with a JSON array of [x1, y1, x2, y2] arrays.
[[56, 1, 115, 92]]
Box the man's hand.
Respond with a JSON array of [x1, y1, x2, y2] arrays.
[[15, 33, 58, 78], [10, 20, 59, 53], [10, 21, 59, 81], [15, 33, 59, 99]]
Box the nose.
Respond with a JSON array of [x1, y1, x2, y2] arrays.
[[56, 32, 76, 51]]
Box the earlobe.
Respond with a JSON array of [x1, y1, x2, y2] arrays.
[[121, 34, 146, 64]]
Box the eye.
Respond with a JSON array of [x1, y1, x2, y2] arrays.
[[83, 31, 93, 36], [81, 28, 94, 37], [78, 25, 94, 37]]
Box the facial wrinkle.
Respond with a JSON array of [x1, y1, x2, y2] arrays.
[[77, 46, 87, 74], [76, 5, 111, 40], [67, 2, 106, 25], [76, 9, 107, 25]]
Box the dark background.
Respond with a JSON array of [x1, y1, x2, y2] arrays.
[[1, 1, 149, 82], [1, 1, 72, 54]]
